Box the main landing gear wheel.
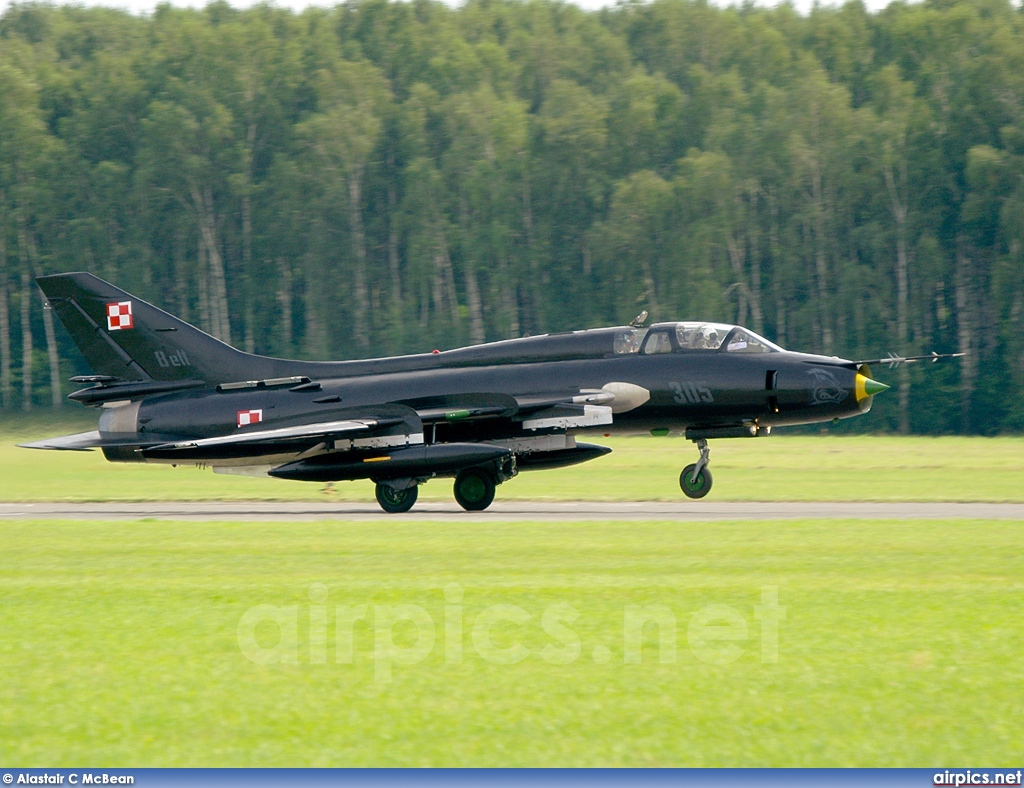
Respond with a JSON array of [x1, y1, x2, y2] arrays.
[[454, 468, 496, 512], [680, 464, 713, 498], [375, 482, 418, 514], [680, 437, 713, 499]]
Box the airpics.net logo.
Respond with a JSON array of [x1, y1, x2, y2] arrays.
[[934, 772, 1023, 786], [236, 584, 786, 683]]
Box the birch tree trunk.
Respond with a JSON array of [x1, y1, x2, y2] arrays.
[[104, 220, 120, 284], [767, 187, 787, 347], [464, 264, 485, 345], [209, 188, 231, 344], [500, 252, 519, 339], [241, 195, 255, 353], [639, 252, 660, 320], [522, 175, 542, 334], [883, 158, 911, 434], [40, 291, 61, 406], [242, 121, 256, 354], [811, 166, 834, 355], [277, 258, 293, 354], [433, 224, 461, 332], [20, 268, 32, 412], [347, 170, 370, 351], [0, 236, 10, 409], [35, 270, 61, 407], [386, 153, 404, 352], [197, 231, 211, 334], [459, 197, 485, 345], [192, 184, 231, 343], [20, 230, 61, 406], [725, 229, 762, 333], [955, 242, 976, 433], [303, 254, 327, 358], [243, 303, 255, 354], [174, 227, 190, 323], [387, 197, 403, 345], [746, 185, 764, 336]]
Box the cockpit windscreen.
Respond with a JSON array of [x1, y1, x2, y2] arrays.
[[674, 322, 783, 353]]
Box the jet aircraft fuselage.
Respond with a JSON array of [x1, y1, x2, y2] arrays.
[[25, 273, 899, 511], [109, 333, 872, 443]]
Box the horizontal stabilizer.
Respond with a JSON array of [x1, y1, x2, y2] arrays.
[[69, 379, 205, 405], [18, 430, 185, 451], [19, 431, 107, 451]]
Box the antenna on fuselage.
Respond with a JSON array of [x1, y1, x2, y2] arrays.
[[629, 310, 649, 328]]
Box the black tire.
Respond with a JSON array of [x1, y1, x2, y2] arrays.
[[453, 468, 496, 511], [679, 464, 713, 499], [375, 482, 418, 514]]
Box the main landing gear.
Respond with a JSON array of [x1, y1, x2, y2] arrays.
[[453, 467, 496, 511], [375, 481, 419, 513], [680, 438, 713, 499], [375, 456, 512, 513], [374, 469, 499, 513]]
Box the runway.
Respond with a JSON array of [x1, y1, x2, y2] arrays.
[[1, 501, 1022, 521]]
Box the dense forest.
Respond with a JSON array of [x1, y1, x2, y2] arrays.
[[1, 0, 1023, 432]]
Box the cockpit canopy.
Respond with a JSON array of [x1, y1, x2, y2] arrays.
[[613, 322, 783, 355]]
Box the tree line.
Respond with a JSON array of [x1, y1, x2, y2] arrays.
[[1, 0, 1023, 433]]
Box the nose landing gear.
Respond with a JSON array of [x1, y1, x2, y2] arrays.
[[680, 438, 712, 499]]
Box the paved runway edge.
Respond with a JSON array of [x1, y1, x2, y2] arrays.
[[1, 501, 1023, 521]]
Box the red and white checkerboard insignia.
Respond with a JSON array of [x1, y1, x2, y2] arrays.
[[105, 301, 134, 331], [237, 409, 263, 428]]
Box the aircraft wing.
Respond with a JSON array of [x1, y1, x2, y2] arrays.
[[147, 418, 402, 451], [140, 411, 422, 461]]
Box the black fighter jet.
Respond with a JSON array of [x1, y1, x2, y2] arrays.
[[23, 273, 958, 512]]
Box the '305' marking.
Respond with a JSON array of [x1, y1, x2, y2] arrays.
[[669, 381, 713, 404]]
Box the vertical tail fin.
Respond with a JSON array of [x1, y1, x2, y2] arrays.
[[37, 272, 262, 385]]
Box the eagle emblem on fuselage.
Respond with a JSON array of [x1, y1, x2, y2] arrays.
[[807, 368, 849, 405]]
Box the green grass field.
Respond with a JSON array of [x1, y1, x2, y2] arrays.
[[2, 423, 1022, 765], [1, 517, 1022, 766], [3, 416, 1024, 501]]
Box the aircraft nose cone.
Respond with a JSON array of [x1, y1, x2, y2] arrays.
[[864, 378, 890, 396], [855, 373, 890, 402]]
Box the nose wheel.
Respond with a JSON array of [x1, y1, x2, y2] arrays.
[[680, 438, 713, 499]]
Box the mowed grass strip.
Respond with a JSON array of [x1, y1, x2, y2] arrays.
[[1, 518, 1022, 766], [3, 433, 1023, 501]]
